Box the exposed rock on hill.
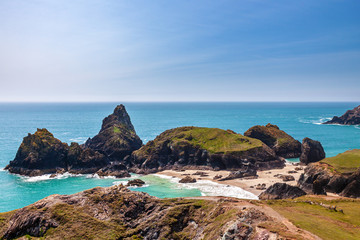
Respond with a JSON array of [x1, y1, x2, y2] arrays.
[[298, 150, 360, 198], [300, 138, 325, 165], [85, 104, 142, 161], [259, 183, 306, 200], [132, 127, 284, 173], [323, 105, 360, 125], [244, 123, 301, 158], [0, 185, 316, 240]]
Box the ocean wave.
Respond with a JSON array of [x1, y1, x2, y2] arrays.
[[127, 184, 150, 189], [113, 180, 129, 186], [298, 117, 332, 125], [178, 179, 258, 200], [21, 172, 85, 182]]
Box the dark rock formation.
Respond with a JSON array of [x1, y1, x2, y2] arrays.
[[126, 179, 145, 187], [323, 105, 360, 125], [244, 123, 301, 158], [5, 129, 108, 176], [219, 168, 257, 181], [85, 104, 142, 161], [298, 162, 360, 198], [259, 183, 306, 200], [96, 162, 131, 178], [0, 185, 312, 240], [132, 126, 284, 173], [300, 138, 325, 165], [179, 176, 197, 183]]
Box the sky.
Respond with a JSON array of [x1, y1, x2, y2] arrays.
[[0, 0, 359, 102]]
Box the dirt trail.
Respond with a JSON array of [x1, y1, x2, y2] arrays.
[[185, 196, 322, 240]]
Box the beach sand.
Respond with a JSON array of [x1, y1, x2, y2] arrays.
[[157, 162, 304, 196]]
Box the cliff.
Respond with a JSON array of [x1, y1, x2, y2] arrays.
[[323, 105, 360, 125], [132, 126, 284, 173], [244, 123, 302, 158], [298, 149, 360, 198], [0, 185, 318, 240]]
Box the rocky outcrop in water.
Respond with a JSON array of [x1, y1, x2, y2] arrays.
[[300, 138, 325, 165], [6, 105, 142, 177], [0, 185, 316, 240], [85, 104, 142, 161], [259, 183, 306, 200], [131, 127, 284, 173], [323, 105, 360, 125], [5, 129, 109, 176], [244, 123, 302, 158]]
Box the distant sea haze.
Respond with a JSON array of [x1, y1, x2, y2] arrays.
[[0, 102, 359, 212]]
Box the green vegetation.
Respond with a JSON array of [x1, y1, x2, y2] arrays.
[[138, 126, 264, 155], [321, 149, 360, 174], [266, 196, 360, 240]]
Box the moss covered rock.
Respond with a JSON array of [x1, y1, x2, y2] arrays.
[[132, 126, 283, 172], [244, 123, 301, 158], [85, 104, 142, 161]]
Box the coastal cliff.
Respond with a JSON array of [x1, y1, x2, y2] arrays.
[[0, 185, 319, 240], [323, 105, 360, 125], [298, 149, 360, 197], [244, 123, 302, 158], [131, 127, 284, 173]]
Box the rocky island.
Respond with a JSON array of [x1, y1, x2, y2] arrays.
[[323, 105, 360, 125], [5, 104, 142, 177]]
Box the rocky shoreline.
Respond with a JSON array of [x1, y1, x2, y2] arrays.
[[323, 104, 360, 125]]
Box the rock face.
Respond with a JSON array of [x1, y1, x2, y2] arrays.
[[0, 185, 309, 240], [179, 176, 197, 183], [132, 127, 284, 173], [5, 129, 108, 176], [85, 104, 142, 161], [300, 138, 325, 165], [259, 183, 306, 200], [298, 150, 360, 198], [6, 105, 142, 177], [244, 123, 301, 158], [323, 105, 360, 125]]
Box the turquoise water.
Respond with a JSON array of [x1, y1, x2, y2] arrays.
[[0, 102, 359, 212]]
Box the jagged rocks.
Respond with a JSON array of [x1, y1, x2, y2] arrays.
[[323, 105, 360, 125], [96, 162, 131, 178], [132, 126, 284, 172], [85, 104, 142, 161], [244, 123, 301, 159], [5, 128, 72, 176], [179, 176, 197, 183], [219, 168, 257, 181], [300, 138, 325, 165], [259, 183, 306, 200], [127, 179, 145, 187]]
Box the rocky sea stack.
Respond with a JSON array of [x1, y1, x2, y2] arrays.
[[85, 104, 142, 161], [132, 126, 284, 173], [298, 149, 360, 198], [6, 105, 142, 177], [300, 137, 325, 165], [323, 105, 360, 125], [5, 129, 108, 176], [244, 123, 302, 158]]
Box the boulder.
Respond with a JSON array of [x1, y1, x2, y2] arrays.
[[244, 123, 301, 158], [85, 104, 142, 161], [259, 183, 306, 200], [179, 176, 197, 183], [323, 105, 360, 125], [300, 138, 325, 165], [127, 179, 145, 187], [96, 162, 131, 178]]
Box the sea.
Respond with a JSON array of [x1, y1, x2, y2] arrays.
[[0, 102, 359, 212]]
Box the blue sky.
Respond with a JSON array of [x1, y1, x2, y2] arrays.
[[0, 0, 359, 102]]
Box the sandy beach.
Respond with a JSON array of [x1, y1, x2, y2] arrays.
[[157, 162, 304, 196]]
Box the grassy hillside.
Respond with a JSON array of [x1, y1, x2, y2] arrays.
[[266, 196, 360, 240], [321, 149, 360, 174]]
